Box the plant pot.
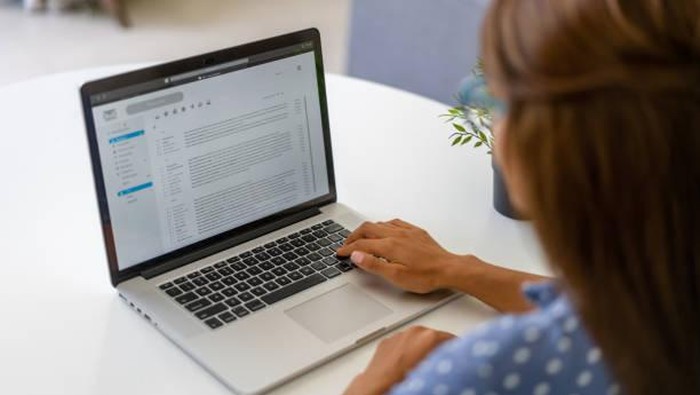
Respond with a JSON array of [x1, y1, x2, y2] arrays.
[[492, 159, 524, 220]]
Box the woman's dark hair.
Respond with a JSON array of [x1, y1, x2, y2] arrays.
[[482, 1, 700, 394]]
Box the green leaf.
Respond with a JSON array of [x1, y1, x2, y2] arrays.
[[452, 123, 466, 132], [452, 136, 463, 146], [475, 141, 483, 148], [478, 131, 487, 141]]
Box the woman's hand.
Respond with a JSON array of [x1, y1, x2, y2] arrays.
[[343, 326, 456, 395], [336, 219, 461, 293]]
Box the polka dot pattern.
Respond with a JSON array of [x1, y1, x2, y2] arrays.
[[389, 282, 620, 395]]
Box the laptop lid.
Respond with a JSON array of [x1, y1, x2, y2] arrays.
[[80, 29, 336, 287]]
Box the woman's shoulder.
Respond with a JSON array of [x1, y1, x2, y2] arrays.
[[390, 282, 621, 395]]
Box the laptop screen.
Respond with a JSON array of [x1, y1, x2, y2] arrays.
[[88, 41, 330, 271]]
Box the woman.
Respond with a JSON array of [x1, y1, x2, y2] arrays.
[[339, 0, 700, 394]]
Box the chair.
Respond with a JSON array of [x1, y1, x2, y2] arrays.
[[347, 0, 489, 105]]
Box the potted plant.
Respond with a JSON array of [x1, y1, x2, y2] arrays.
[[441, 62, 523, 220]]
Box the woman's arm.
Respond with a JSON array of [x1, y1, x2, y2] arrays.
[[336, 218, 549, 314]]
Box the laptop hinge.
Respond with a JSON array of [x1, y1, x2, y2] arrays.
[[141, 206, 322, 280]]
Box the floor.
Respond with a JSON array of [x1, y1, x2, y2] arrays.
[[0, 0, 351, 87]]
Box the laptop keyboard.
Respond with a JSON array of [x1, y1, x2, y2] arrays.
[[158, 220, 354, 329]]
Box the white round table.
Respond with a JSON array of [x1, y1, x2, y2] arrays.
[[0, 66, 548, 395]]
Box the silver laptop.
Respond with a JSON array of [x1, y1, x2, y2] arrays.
[[80, 28, 455, 394]]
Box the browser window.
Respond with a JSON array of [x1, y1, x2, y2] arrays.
[[90, 47, 329, 270]]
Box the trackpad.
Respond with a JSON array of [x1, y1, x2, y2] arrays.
[[285, 284, 393, 343]]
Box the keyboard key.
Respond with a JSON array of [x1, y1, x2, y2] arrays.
[[174, 277, 187, 285], [159, 282, 174, 290], [268, 247, 283, 256], [214, 261, 228, 269], [263, 242, 276, 249], [283, 262, 300, 271], [226, 256, 241, 263], [311, 262, 326, 271], [222, 276, 237, 286], [218, 267, 234, 276], [247, 277, 263, 286], [259, 262, 274, 271], [201, 266, 215, 274], [175, 292, 198, 304], [245, 299, 266, 312], [234, 282, 251, 292], [338, 262, 354, 272], [271, 257, 286, 266], [302, 235, 316, 243], [321, 267, 342, 279], [296, 257, 311, 266], [324, 223, 344, 233], [243, 257, 258, 267], [240, 251, 252, 258], [205, 317, 223, 329], [322, 257, 338, 266], [288, 232, 300, 239], [209, 293, 225, 303], [329, 243, 342, 252], [225, 297, 241, 307], [187, 272, 201, 279], [205, 272, 222, 281], [339, 229, 352, 237], [238, 292, 254, 302], [180, 282, 195, 292], [306, 242, 321, 251], [251, 287, 267, 297], [295, 247, 310, 256], [247, 266, 263, 275], [222, 287, 237, 297], [272, 267, 287, 276], [166, 287, 183, 297], [318, 248, 334, 257], [328, 234, 343, 242], [253, 246, 265, 253], [209, 281, 224, 291], [192, 277, 209, 287], [282, 252, 298, 261], [276, 237, 288, 243], [232, 306, 250, 317], [288, 271, 303, 281], [230, 262, 247, 271], [311, 224, 323, 230], [313, 230, 328, 238], [261, 273, 327, 305], [278, 243, 294, 252], [263, 281, 280, 291], [290, 239, 305, 247], [219, 311, 237, 323], [219, 311, 236, 324], [260, 272, 275, 282], [322, 219, 334, 225], [254, 252, 271, 261], [307, 253, 322, 261], [185, 298, 212, 312], [196, 287, 212, 296], [300, 228, 312, 235], [234, 272, 251, 281], [196, 303, 227, 320], [276, 276, 292, 286], [317, 238, 332, 247], [300, 267, 315, 276]]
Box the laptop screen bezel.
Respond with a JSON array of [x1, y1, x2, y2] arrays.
[[80, 28, 337, 287]]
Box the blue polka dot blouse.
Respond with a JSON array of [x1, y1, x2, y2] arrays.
[[390, 281, 621, 395]]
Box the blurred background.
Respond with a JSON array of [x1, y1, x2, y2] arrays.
[[0, 0, 489, 104]]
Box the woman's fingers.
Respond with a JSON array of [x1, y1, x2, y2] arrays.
[[387, 218, 415, 229], [349, 250, 404, 284], [343, 221, 400, 246], [337, 238, 394, 259]]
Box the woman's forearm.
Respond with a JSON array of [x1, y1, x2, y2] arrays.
[[439, 255, 550, 313]]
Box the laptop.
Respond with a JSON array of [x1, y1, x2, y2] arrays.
[[80, 28, 455, 394]]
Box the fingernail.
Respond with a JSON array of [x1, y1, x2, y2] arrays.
[[350, 251, 364, 265]]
